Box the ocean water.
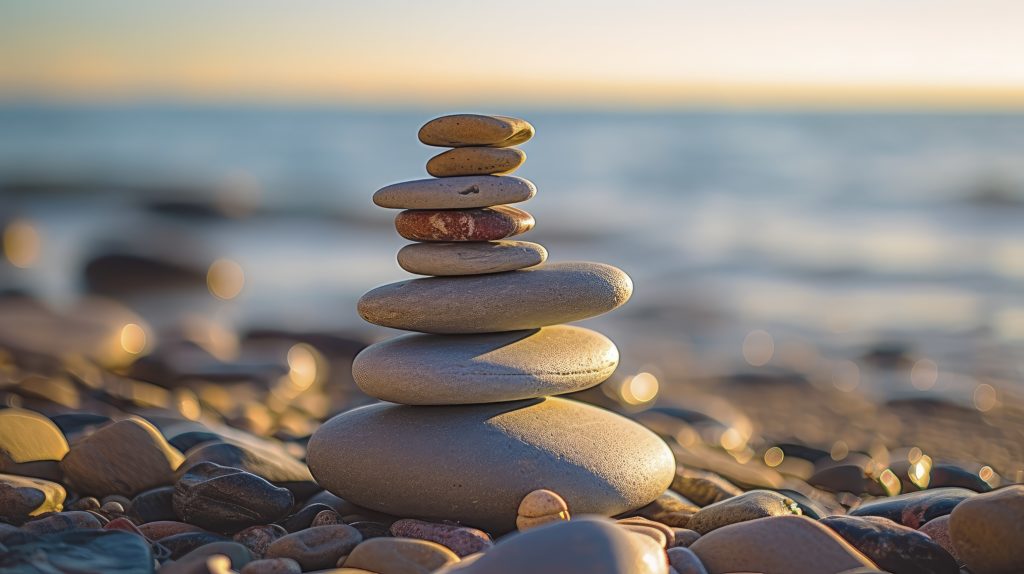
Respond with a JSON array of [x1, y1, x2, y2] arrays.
[[1, 105, 1023, 394]]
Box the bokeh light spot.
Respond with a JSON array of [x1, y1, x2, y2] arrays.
[[119, 323, 147, 354], [764, 446, 785, 467], [832, 360, 860, 392], [910, 358, 938, 390], [621, 372, 659, 405], [742, 329, 774, 366], [3, 219, 40, 268], [207, 258, 245, 300], [973, 383, 998, 411]]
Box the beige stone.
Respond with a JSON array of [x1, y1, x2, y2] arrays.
[[418, 114, 534, 148], [397, 240, 546, 276], [342, 537, 459, 574], [352, 326, 618, 405], [690, 515, 877, 574], [357, 261, 633, 334], [306, 397, 674, 534], [949, 485, 1024, 574], [516, 489, 570, 531], [373, 176, 536, 210], [426, 147, 525, 177]]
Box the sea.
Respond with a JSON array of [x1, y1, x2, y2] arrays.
[[1, 104, 1022, 400]]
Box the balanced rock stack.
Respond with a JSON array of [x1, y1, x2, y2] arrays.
[[307, 114, 675, 534]]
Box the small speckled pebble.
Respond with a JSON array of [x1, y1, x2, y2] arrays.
[[517, 489, 570, 531]]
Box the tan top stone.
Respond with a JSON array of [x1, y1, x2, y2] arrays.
[[426, 147, 526, 178], [418, 114, 534, 148]]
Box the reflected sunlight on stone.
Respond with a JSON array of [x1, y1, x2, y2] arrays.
[[2, 219, 40, 269], [207, 258, 245, 300], [763, 446, 784, 467]]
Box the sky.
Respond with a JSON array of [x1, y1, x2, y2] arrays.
[[1, 0, 1023, 107]]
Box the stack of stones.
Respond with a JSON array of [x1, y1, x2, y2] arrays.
[[307, 114, 675, 534]]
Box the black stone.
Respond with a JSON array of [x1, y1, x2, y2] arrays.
[[849, 487, 975, 528], [158, 531, 230, 560], [821, 515, 959, 574], [279, 503, 335, 533], [0, 529, 154, 573], [128, 486, 178, 523], [173, 462, 294, 533]]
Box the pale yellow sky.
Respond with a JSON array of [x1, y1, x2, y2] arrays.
[[1, 0, 1023, 106]]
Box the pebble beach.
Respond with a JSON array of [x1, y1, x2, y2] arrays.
[[1, 111, 1023, 574]]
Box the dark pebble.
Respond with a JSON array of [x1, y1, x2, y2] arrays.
[[279, 503, 334, 533], [177, 441, 318, 499], [167, 431, 223, 453], [233, 524, 288, 558], [159, 531, 231, 560], [22, 510, 103, 534], [173, 462, 294, 533], [850, 487, 975, 528], [0, 529, 154, 574], [821, 515, 959, 574], [348, 521, 392, 540], [129, 486, 178, 523]]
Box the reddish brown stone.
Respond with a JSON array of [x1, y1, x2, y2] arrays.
[[389, 518, 493, 557], [137, 520, 207, 540], [395, 206, 534, 242]]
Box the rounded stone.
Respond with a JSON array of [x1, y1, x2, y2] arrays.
[[0, 408, 69, 480], [949, 484, 1024, 574], [240, 558, 302, 574], [173, 462, 294, 533], [390, 519, 493, 557], [0, 473, 65, 525], [849, 487, 974, 528], [60, 418, 185, 498], [343, 537, 460, 574], [265, 524, 363, 571], [821, 515, 958, 574], [395, 206, 534, 242], [418, 114, 534, 148], [374, 176, 536, 210], [437, 517, 668, 574], [690, 515, 877, 574], [306, 397, 674, 533], [397, 240, 546, 276], [352, 326, 618, 405], [426, 147, 526, 177], [686, 490, 802, 534], [358, 261, 633, 334]]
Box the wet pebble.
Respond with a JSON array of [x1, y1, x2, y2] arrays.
[[0, 473, 65, 525]]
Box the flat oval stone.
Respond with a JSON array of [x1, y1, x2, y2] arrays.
[[358, 262, 633, 334], [395, 206, 534, 242], [342, 537, 460, 573], [949, 484, 1024, 574], [437, 517, 668, 574], [374, 176, 536, 210], [690, 515, 877, 574], [306, 397, 674, 533], [426, 147, 526, 178], [173, 462, 294, 533], [60, 418, 184, 498], [397, 241, 546, 276], [352, 326, 619, 405], [418, 114, 534, 148]]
